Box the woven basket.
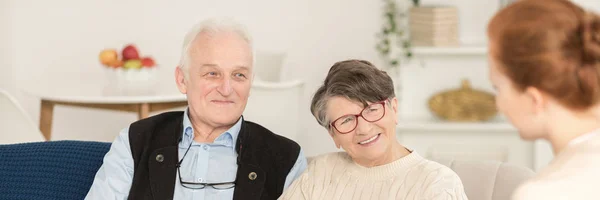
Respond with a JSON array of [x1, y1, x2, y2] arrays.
[[428, 79, 497, 121]]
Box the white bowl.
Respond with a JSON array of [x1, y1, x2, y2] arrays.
[[103, 67, 158, 95]]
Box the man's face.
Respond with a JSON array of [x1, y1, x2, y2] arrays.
[[175, 31, 253, 127]]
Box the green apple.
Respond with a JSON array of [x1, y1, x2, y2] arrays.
[[123, 59, 142, 69]]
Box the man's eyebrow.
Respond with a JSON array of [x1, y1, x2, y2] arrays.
[[200, 64, 249, 68], [198, 64, 250, 70], [234, 65, 249, 70], [200, 63, 219, 67]]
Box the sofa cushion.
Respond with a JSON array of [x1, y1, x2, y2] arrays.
[[0, 140, 111, 200], [432, 158, 535, 200]]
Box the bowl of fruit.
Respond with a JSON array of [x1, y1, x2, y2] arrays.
[[99, 44, 158, 94]]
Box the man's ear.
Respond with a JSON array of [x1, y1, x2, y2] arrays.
[[175, 66, 187, 94], [524, 86, 546, 115]]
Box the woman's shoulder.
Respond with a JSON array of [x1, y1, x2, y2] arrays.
[[307, 151, 353, 167], [511, 178, 592, 200], [512, 145, 600, 199], [511, 179, 557, 200], [410, 153, 461, 178], [531, 142, 600, 182], [409, 153, 464, 184], [300, 151, 353, 180], [402, 153, 468, 199]]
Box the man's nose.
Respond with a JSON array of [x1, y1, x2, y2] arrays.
[[217, 77, 233, 96], [354, 116, 373, 135]]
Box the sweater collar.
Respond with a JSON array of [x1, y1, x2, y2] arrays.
[[346, 151, 425, 180]]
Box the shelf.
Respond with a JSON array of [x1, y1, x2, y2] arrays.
[[412, 45, 487, 56], [396, 118, 516, 132]]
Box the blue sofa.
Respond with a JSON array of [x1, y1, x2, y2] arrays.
[[0, 140, 111, 200]]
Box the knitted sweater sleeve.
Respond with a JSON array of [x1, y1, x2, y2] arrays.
[[421, 166, 469, 200]]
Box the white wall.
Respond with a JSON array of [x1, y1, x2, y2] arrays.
[[0, 0, 14, 94], [3, 0, 600, 158], [573, 0, 600, 11], [4, 0, 386, 156]]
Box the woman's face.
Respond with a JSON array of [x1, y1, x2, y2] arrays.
[[326, 96, 399, 164], [488, 54, 547, 140]]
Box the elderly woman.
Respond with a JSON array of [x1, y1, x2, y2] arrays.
[[487, 0, 600, 199], [279, 60, 467, 200]]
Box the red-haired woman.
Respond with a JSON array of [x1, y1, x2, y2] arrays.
[[487, 0, 600, 199]]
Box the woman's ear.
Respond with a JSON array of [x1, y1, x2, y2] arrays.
[[391, 97, 398, 113], [524, 86, 546, 115], [333, 139, 341, 149], [328, 128, 341, 149], [390, 97, 399, 124]]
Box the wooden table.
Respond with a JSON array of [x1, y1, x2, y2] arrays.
[[25, 78, 187, 141]]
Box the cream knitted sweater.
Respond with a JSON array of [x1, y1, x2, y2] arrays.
[[511, 131, 600, 200], [279, 151, 468, 200]]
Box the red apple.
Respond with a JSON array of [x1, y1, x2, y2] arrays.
[[122, 44, 140, 60], [141, 57, 156, 67]]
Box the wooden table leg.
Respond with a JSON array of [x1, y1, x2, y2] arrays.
[[138, 103, 150, 119], [40, 100, 54, 141]]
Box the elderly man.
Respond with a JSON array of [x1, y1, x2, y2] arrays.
[[85, 18, 307, 200]]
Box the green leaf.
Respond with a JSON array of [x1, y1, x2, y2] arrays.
[[374, 0, 415, 64], [382, 48, 390, 54], [385, 13, 394, 19], [402, 41, 411, 48], [412, 0, 420, 6]]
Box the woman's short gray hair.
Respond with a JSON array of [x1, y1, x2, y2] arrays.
[[310, 59, 396, 129], [178, 17, 255, 77]]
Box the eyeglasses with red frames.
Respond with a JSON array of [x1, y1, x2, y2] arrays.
[[329, 100, 388, 134]]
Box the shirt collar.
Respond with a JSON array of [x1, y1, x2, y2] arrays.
[[568, 127, 600, 147], [181, 108, 243, 148]]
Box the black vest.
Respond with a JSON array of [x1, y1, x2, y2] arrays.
[[126, 111, 301, 200]]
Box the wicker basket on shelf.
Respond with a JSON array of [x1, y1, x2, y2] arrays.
[[428, 79, 497, 122]]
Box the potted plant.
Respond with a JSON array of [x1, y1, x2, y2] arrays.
[[376, 0, 420, 103], [376, 0, 417, 69]]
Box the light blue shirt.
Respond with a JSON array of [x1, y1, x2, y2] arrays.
[[85, 109, 307, 199]]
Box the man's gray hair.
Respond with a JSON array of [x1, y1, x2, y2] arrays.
[[178, 17, 255, 77], [310, 60, 396, 129]]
